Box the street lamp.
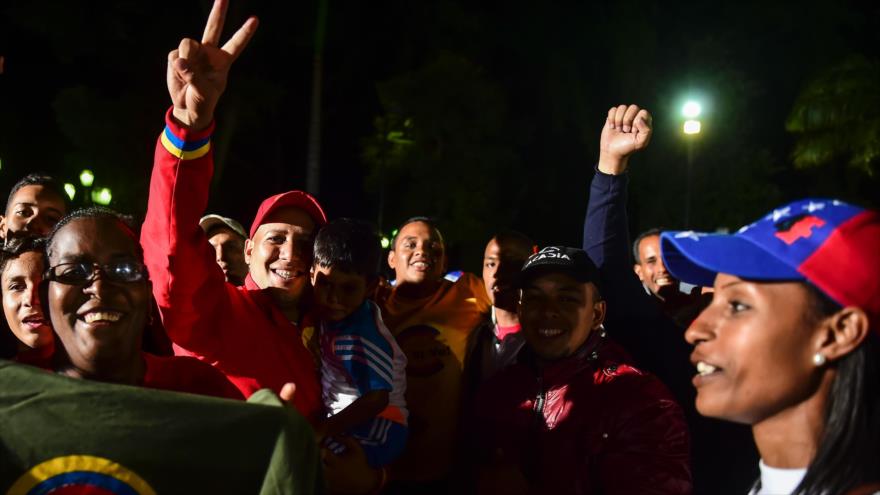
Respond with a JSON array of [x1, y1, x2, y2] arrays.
[[682, 101, 702, 119], [79, 169, 94, 187], [92, 187, 112, 206], [681, 100, 703, 227], [63, 183, 76, 201], [683, 120, 702, 134]]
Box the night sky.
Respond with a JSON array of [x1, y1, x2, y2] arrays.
[[1, 0, 878, 270]]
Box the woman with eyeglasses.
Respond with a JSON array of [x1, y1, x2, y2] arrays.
[[43, 207, 243, 400], [660, 198, 880, 495], [0, 236, 54, 367]]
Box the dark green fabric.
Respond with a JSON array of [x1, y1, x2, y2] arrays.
[[0, 360, 322, 494]]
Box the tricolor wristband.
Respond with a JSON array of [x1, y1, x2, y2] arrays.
[[160, 108, 214, 160], [160, 125, 211, 160]]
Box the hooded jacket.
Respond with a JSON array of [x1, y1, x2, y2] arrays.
[[140, 109, 322, 421]]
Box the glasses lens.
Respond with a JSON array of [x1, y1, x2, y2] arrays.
[[53, 263, 93, 284], [107, 262, 145, 282]]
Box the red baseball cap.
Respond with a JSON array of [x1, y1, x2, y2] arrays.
[[249, 190, 328, 238]]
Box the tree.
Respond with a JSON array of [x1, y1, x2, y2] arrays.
[[787, 55, 880, 177], [362, 52, 523, 268]]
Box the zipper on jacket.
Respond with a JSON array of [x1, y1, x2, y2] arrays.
[[524, 371, 546, 484], [532, 374, 545, 424]]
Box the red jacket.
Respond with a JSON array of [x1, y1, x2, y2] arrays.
[[472, 333, 692, 494], [141, 352, 244, 400], [141, 109, 322, 421]]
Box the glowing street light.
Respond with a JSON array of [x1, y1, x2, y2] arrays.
[[79, 169, 95, 187], [91, 187, 112, 205], [63, 183, 76, 201], [680, 99, 705, 228], [682, 100, 702, 119], [683, 120, 702, 135], [380, 237, 391, 249]]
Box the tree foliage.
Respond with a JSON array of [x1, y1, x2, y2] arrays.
[[362, 52, 523, 264], [787, 55, 880, 176]]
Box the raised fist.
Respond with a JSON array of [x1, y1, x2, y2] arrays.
[[598, 104, 652, 175]]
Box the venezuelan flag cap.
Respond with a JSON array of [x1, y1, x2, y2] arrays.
[[661, 198, 880, 331]]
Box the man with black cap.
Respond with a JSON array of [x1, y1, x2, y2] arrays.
[[140, 0, 322, 420], [470, 246, 691, 494]]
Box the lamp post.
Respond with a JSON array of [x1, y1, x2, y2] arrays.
[[681, 101, 702, 228], [79, 169, 94, 205], [79, 169, 94, 187], [63, 183, 76, 201], [92, 187, 112, 206]]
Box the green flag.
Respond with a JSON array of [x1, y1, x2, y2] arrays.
[[0, 360, 322, 494]]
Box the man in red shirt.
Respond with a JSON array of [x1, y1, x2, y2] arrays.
[[140, 0, 322, 419]]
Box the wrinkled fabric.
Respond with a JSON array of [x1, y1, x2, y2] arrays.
[[472, 336, 693, 495]]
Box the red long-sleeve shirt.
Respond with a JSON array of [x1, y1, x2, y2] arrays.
[[140, 108, 322, 421]]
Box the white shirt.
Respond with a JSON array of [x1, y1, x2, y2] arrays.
[[748, 460, 806, 495]]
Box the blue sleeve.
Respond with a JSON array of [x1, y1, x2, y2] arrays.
[[333, 303, 394, 395], [582, 169, 699, 406], [583, 169, 655, 315]]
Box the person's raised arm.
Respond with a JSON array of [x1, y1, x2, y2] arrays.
[[141, 0, 258, 354], [583, 104, 652, 269]]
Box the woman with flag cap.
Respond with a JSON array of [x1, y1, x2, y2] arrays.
[[661, 198, 880, 495]]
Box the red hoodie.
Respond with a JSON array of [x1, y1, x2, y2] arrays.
[[140, 108, 322, 421]]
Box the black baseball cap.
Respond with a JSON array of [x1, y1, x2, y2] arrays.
[[519, 246, 601, 288]]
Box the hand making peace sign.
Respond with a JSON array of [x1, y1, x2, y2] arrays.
[[167, 0, 258, 130]]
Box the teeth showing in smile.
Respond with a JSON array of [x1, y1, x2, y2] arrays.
[[84, 312, 122, 323], [274, 269, 302, 280], [538, 328, 564, 337], [412, 261, 430, 268], [696, 361, 718, 376], [656, 277, 672, 286]]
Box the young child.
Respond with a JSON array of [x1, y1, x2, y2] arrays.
[[310, 218, 408, 468]]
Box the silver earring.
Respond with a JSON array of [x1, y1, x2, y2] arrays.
[[813, 353, 827, 366], [598, 324, 606, 338]]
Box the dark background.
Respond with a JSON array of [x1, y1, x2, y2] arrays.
[[1, 0, 878, 272]]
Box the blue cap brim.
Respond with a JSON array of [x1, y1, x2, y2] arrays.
[[660, 231, 804, 288]]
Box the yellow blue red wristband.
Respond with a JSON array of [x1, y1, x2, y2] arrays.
[[160, 125, 211, 160]]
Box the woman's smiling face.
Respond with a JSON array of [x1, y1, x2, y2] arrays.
[[47, 216, 150, 372], [685, 273, 825, 424]]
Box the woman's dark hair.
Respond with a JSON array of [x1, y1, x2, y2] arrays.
[[0, 236, 47, 275], [46, 207, 140, 260], [795, 283, 880, 494]]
